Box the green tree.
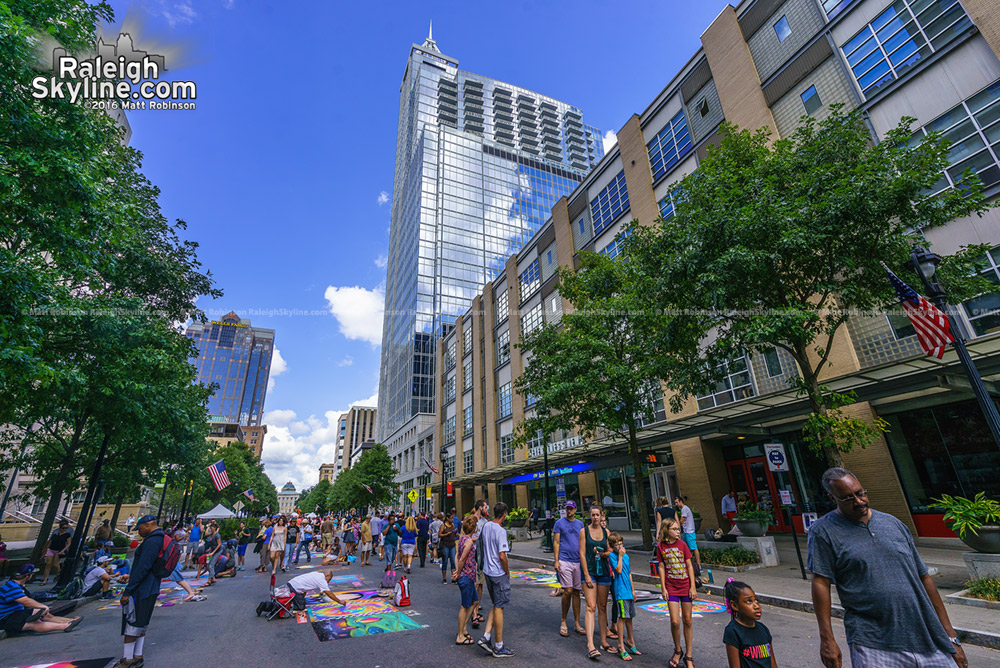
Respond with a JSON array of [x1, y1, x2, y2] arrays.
[[628, 108, 994, 467], [329, 445, 398, 513], [513, 252, 696, 549]]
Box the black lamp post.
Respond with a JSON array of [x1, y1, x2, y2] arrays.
[[906, 245, 1000, 448], [439, 445, 448, 514]]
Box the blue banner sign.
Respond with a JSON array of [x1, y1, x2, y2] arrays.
[[502, 461, 596, 485]]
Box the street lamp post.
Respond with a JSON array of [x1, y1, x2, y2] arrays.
[[538, 429, 553, 553], [907, 245, 1000, 447]]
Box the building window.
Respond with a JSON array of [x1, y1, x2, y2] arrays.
[[250, 439, 257, 445], [578, 219, 586, 235], [521, 303, 543, 336], [546, 250, 553, 265], [518, 259, 541, 302], [648, 111, 693, 183], [697, 98, 710, 117], [498, 382, 513, 418], [495, 288, 509, 324], [462, 326, 472, 356], [590, 170, 630, 236], [445, 340, 456, 371], [696, 356, 756, 410], [463, 405, 474, 437], [822, 0, 853, 19], [841, 0, 972, 99], [444, 376, 456, 404], [500, 432, 515, 464], [464, 448, 474, 473], [463, 359, 473, 393], [659, 194, 675, 219], [600, 227, 632, 261], [801, 85, 822, 115], [761, 348, 783, 377], [962, 245, 1000, 336], [774, 15, 791, 42], [906, 81, 1000, 196], [887, 311, 917, 340], [443, 416, 456, 445], [443, 455, 455, 479], [496, 329, 510, 366]]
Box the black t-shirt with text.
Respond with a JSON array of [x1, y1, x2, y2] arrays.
[[723, 619, 773, 668], [287, 525, 299, 543]]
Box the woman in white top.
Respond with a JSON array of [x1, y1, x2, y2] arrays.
[[269, 516, 287, 575]]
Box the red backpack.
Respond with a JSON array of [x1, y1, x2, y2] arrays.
[[153, 534, 180, 578], [393, 576, 410, 607]]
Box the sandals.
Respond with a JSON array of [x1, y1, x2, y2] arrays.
[[619, 650, 632, 661], [587, 649, 602, 660], [628, 646, 642, 656], [574, 626, 586, 635], [684, 658, 694, 667], [669, 649, 683, 668], [602, 644, 619, 654], [560, 625, 569, 637], [455, 635, 474, 645], [64, 617, 83, 632]]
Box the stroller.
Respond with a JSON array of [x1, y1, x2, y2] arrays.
[[258, 573, 295, 621]]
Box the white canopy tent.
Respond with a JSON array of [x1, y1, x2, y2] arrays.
[[198, 504, 237, 520]]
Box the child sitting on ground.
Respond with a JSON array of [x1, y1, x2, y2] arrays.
[[723, 579, 778, 668], [607, 532, 640, 661]]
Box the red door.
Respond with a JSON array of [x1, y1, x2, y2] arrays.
[[728, 457, 791, 532]]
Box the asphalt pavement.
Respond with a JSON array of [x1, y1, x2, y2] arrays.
[[3, 553, 998, 668]]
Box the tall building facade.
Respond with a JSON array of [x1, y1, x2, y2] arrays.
[[339, 406, 377, 467], [318, 463, 337, 484], [431, 0, 1000, 540], [186, 311, 274, 426], [277, 481, 297, 515], [376, 29, 604, 453]]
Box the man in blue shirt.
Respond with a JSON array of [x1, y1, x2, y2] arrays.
[[116, 515, 166, 668], [0, 565, 82, 637], [552, 500, 585, 637], [416, 511, 430, 568]]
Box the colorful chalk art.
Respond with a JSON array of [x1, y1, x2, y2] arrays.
[[639, 598, 728, 617], [509, 568, 560, 587], [304, 587, 423, 641], [97, 585, 190, 610]]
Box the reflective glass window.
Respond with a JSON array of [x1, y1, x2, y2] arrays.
[[495, 288, 509, 324], [801, 85, 822, 115], [774, 16, 791, 42], [463, 405, 474, 437], [500, 432, 515, 464], [696, 355, 757, 410], [496, 329, 510, 366], [521, 303, 544, 335], [498, 382, 513, 418], [647, 112, 693, 182], [519, 260, 541, 302]]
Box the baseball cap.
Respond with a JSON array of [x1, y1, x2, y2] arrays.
[[565, 500, 577, 510], [136, 514, 157, 526], [96, 555, 111, 564], [16, 564, 36, 576]]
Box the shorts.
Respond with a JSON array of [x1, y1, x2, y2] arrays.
[[322, 533, 333, 547], [237, 544, 248, 556], [557, 561, 582, 590], [595, 575, 614, 587], [121, 595, 156, 636], [458, 575, 479, 607], [682, 532, 698, 551], [484, 573, 511, 609], [616, 598, 636, 619], [0, 608, 31, 636], [361, 542, 372, 552], [45, 549, 59, 558], [400, 543, 415, 556], [849, 644, 956, 667], [168, 562, 185, 583], [667, 594, 693, 603], [476, 568, 486, 588], [430, 539, 439, 549]]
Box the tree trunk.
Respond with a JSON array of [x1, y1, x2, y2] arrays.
[[627, 422, 654, 551], [793, 347, 845, 469], [30, 445, 78, 563], [110, 496, 124, 533]]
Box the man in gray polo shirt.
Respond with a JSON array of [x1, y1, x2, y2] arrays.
[[807, 468, 967, 668]]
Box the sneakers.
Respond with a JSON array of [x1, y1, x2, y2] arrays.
[[477, 637, 493, 655], [256, 602, 265, 617], [492, 646, 516, 658]]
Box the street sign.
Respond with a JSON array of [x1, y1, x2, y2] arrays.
[[802, 512, 819, 532], [234, 500, 244, 511], [407, 489, 418, 503], [779, 490, 793, 506], [425, 486, 432, 500], [765, 443, 789, 472]]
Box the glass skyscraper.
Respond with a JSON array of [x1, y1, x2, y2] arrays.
[[186, 311, 275, 426], [377, 30, 603, 442]]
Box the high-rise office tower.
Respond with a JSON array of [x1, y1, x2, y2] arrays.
[[186, 311, 274, 427], [377, 27, 603, 446]]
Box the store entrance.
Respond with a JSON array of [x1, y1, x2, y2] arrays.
[[727, 457, 793, 532]]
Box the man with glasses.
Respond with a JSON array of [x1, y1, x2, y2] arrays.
[[807, 468, 966, 668]]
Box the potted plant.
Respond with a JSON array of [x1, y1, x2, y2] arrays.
[[506, 507, 529, 528], [692, 511, 702, 532], [733, 502, 775, 537], [110, 533, 131, 555], [931, 493, 1000, 553]]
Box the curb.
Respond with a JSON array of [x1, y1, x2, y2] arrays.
[[947, 590, 1000, 611], [509, 552, 1000, 651]]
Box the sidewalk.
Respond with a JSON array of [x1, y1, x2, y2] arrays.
[[508, 530, 1000, 649]]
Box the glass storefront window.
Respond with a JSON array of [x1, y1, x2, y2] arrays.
[[884, 400, 1000, 513], [597, 468, 629, 519]]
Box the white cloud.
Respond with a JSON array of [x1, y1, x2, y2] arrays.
[[603, 130, 618, 155], [377, 191, 389, 206], [338, 355, 354, 367], [351, 393, 378, 408], [157, 1, 197, 26], [374, 255, 388, 269], [323, 285, 384, 347], [260, 392, 375, 490], [266, 347, 288, 392]]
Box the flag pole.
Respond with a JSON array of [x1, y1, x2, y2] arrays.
[[906, 245, 1000, 447]]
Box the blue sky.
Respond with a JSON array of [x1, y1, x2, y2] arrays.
[[106, 0, 726, 490]]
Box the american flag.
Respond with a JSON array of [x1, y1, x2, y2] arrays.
[[422, 456, 440, 476], [207, 459, 231, 491], [362, 483, 374, 495], [243, 489, 255, 502], [884, 263, 954, 358]]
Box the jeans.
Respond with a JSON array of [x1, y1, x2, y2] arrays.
[[295, 540, 312, 563], [283, 543, 296, 568], [384, 542, 398, 565], [440, 545, 456, 578], [417, 536, 428, 567]]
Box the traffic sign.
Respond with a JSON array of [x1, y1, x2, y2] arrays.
[[234, 500, 244, 511], [765, 443, 789, 472], [407, 489, 418, 502], [779, 489, 793, 506]]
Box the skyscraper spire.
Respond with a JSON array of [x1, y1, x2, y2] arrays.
[[422, 20, 439, 52]]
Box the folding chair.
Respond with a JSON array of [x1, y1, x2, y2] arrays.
[[266, 573, 294, 621]]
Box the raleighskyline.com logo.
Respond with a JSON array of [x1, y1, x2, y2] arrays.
[[31, 32, 196, 110]]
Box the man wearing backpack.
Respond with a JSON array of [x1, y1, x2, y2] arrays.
[[115, 515, 172, 668]]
